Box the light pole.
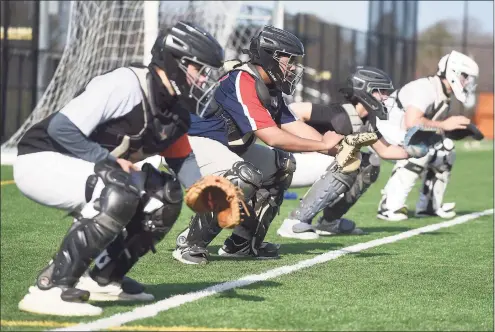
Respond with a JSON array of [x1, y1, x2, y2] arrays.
[[462, 0, 468, 54]]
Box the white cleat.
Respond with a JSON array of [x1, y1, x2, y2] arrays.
[[415, 202, 456, 219], [277, 219, 319, 240], [76, 272, 154, 302], [18, 286, 103, 316], [377, 207, 409, 221]]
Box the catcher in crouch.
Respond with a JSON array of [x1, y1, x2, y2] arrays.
[[172, 25, 345, 265], [377, 50, 481, 221], [13, 22, 233, 316], [277, 66, 413, 240]]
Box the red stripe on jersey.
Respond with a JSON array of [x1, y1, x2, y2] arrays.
[[236, 72, 276, 130]]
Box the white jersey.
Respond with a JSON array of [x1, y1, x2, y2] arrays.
[[376, 75, 450, 146]]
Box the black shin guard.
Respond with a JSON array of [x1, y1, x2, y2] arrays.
[[89, 218, 147, 286], [90, 164, 183, 284], [186, 213, 222, 248], [323, 152, 380, 222], [37, 160, 141, 291], [235, 149, 295, 250], [185, 161, 263, 250]]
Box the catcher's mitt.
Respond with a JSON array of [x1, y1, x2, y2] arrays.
[[336, 132, 379, 173], [184, 175, 248, 229], [445, 123, 484, 141]]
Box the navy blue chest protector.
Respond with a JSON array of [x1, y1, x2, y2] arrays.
[[205, 62, 283, 154]]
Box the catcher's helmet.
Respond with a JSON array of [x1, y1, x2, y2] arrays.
[[247, 25, 305, 95], [341, 66, 394, 120], [150, 21, 224, 114], [437, 50, 479, 103], [151, 21, 224, 71]]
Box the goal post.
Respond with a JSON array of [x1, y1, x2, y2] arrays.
[[143, 1, 159, 66]]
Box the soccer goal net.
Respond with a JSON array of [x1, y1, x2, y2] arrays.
[[1, 0, 273, 164]]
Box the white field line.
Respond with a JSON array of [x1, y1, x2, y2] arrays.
[[52, 209, 494, 332]]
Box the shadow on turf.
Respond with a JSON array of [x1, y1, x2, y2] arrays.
[[95, 280, 282, 307]]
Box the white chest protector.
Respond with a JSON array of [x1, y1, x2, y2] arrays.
[[376, 76, 450, 146]]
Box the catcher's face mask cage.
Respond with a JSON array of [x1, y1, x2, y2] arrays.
[[274, 51, 304, 95], [352, 77, 395, 120], [178, 56, 221, 115], [439, 51, 479, 103]]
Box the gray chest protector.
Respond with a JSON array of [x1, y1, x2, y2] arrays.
[[90, 65, 189, 162], [342, 103, 375, 133]]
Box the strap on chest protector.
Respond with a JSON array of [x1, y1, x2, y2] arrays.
[[98, 66, 151, 158], [394, 77, 450, 121], [224, 61, 277, 112], [108, 65, 188, 158], [206, 61, 283, 152]]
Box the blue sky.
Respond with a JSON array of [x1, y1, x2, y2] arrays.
[[243, 1, 494, 34]]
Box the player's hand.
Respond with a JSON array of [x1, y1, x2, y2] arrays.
[[116, 158, 139, 173], [440, 116, 471, 131], [322, 131, 344, 150]]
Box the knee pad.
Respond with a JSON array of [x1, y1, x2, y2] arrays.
[[91, 158, 142, 232], [429, 138, 456, 172], [224, 161, 263, 201], [361, 152, 380, 184], [272, 149, 297, 189], [141, 163, 183, 243]]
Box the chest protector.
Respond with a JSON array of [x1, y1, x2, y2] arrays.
[[89, 65, 189, 162], [207, 61, 284, 153], [395, 76, 451, 121], [341, 103, 375, 133]]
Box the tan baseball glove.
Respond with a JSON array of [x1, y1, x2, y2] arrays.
[[184, 175, 248, 229], [336, 132, 379, 173]]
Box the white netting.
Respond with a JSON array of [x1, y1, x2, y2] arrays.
[[1, 0, 252, 160], [224, 5, 273, 61]]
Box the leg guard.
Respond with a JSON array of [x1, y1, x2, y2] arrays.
[[184, 161, 263, 248], [37, 159, 141, 292], [289, 160, 358, 224], [378, 152, 432, 218], [322, 152, 380, 222], [416, 139, 456, 218], [233, 149, 296, 251], [90, 163, 183, 284]]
